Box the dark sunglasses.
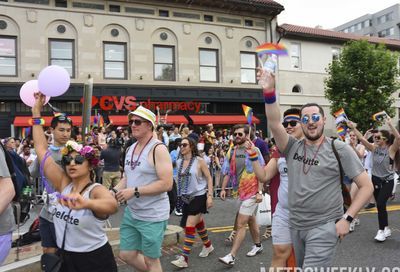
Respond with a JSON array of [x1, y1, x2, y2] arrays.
[[62, 155, 86, 165], [180, 143, 189, 148], [374, 135, 387, 141], [301, 113, 321, 125], [282, 121, 298, 128], [55, 115, 72, 123], [234, 132, 244, 137], [129, 119, 147, 126]]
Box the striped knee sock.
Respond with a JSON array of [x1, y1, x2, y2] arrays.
[[195, 220, 211, 248], [182, 226, 196, 261]]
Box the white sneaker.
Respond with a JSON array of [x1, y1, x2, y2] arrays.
[[349, 221, 355, 232], [246, 244, 263, 257], [374, 230, 386, 242], [354, 218, 360, 226], [171, 255, 188, 268], [219, 253, 235, 266], [384, 227, 391, 237], [174, 209, 183, 216], [199, 245, 214, 258]]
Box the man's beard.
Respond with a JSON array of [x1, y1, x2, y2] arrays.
[[303, 126, 324, 142], [235, 138, 246, 145]]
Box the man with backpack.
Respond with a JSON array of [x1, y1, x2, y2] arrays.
[[30, 114, 72, 257], [0, 144, 16, 265], [258, 69, 373, 268]]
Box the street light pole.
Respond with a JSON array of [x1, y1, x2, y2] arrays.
[[81, 76, 93, 137]]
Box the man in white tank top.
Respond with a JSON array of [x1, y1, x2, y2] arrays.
[[113, 106, 173, 272]]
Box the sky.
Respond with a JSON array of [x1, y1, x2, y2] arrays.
[[276, 0, 400, 29]]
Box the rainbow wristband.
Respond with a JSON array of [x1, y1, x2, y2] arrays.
[[249, 152, 258, 161], [263, 89, 276, 104], [29, 117, 45, 126]]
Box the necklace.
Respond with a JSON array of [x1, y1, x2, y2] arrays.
[[130, 136, 153, 170], [177, 156, 195, 196], [302, 137, 325, 175]]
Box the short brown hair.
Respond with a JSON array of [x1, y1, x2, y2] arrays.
[[232, 124, 249, 135]]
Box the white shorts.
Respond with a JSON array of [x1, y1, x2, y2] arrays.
[[272, 214, 291, 245], [237, 196, 258, 216]]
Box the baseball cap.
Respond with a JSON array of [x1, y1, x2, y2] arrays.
[[128, 106, 156, 128]]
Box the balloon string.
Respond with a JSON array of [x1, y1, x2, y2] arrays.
[[40, 151, 69, 201]]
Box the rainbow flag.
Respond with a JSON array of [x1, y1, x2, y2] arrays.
[[256, 43, 288, 56], [242, 104, 253, 125], [333, 108, 347, 119], [337, 126, 346, 140], [372, 111, 388, 121], [21, 127, 31, 139]]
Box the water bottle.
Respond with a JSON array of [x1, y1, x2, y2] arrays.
[[263, 54, 277, 74]]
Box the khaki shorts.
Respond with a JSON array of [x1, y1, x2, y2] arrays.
[[237, 196, 258, 216]]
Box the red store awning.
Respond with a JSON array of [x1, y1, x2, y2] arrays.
[[14, 115, 260, 127]]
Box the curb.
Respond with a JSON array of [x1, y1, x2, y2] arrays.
[[0, 225, 183, 272]]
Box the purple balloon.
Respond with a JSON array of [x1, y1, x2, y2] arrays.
[[38, 65, 70, 97], [19, 80, 50, 107]]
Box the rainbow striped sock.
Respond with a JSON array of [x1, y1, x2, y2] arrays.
[[196, 220, 211, 248], [182, 226, 196, 260]]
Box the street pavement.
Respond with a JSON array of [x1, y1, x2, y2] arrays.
[[17, 186, 400, 272]]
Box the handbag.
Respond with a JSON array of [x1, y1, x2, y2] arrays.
[[41, 252, 63, 272], [181, 194, 194, 204], [256, 193, 272, 226]]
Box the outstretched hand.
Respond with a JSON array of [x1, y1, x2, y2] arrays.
[[256, 68, 275, 92], [32, 92, 46, 117]]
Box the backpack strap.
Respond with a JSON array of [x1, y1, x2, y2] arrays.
[[331, 139, 344, 184], [0, 141, 18, 201], [153, 143, 165, 166]]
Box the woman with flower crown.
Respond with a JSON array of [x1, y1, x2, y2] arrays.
[[32, 93, 118, 272]]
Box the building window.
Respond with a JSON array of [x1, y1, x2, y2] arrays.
[[244, 19, 253, 27], [343, 28, 348, 33], [159, 9, 169, 17], [366, 19, 372, 26], [49, 39, 74, 77], [153, 45, 175, 81], [240, 52, 256, 84], [103, 42, 126, 79], [109, 5, 120, 12], [350, 25, 355, 32], [199, 49, 218, 82], [0, 36, 17, 76], [290, 43, 301, 69], [204, 15, 213, 22], [356, 22, 362, 30], [292, 84, 302, 93], [378, 28, 394, 37], [55, 0, 67, 7], [332, 47, 340, 61]]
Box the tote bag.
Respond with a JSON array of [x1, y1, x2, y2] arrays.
[[256, 193, 272, 226]]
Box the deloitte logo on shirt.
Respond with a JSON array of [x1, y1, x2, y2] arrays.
[[52, 208, 80, 225], [292, 153, 320, 166]]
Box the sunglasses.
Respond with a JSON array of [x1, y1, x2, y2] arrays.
[[282, 120, 298, 128], [62, 155, 86, 165], [129, 119, 147, 126], [233, 132, 244, 137], [374, 135, 387, 141], [180, 143, 189, 148], [301, 113, 321, 125], [55, 115, 72, 123]]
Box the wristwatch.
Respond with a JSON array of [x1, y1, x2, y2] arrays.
[[342, 213, 354, 223], [134, 187, 140, 198]]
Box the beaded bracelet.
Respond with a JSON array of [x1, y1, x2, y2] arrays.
[[249, 152, 258, 161], [263, 89, 276, 104], [29, 117, 45, 126]]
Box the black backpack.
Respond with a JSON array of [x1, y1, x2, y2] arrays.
[[153, 143, 177, 214], [0, 142, 32, 226]]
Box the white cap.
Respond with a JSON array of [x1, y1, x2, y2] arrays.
[[128, 106, 156, 128]]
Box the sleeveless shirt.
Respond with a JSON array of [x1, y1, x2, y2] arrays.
[[176, 157, 207, 196], [124, 139, 169, 222], [371, 147, 394, 179], [53, 183, 108, 252]]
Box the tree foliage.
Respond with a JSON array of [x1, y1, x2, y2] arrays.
[[325, 40, 399, 132]]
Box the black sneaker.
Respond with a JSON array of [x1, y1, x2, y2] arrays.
[[364, 203, 376, 209]]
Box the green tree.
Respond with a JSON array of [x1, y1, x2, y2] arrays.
[[325, 40, 399, 132]]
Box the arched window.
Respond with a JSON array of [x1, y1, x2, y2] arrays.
[[292, 84, 302, 93]]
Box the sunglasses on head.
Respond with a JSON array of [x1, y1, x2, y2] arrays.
[[129, 119, 147, 126], [55, 115, 72, 123], [282, 120, 298, 128], [62, 155, 86, 166], [301, 113, 321, 125], [180, 143, 189, 148]]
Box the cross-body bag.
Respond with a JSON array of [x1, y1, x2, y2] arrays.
[[40, 183, 92, 272], [331, 139, 352, 212]]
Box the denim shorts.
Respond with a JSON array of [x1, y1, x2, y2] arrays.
[[120, 208, 167, 259], [39, 216, 57, 248]]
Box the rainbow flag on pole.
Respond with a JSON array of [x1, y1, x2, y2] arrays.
[[256, 43, 288, 56], [242, 104, 253, 125]]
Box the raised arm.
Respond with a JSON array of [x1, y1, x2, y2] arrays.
[[32, 94, 69, 192], [347, 121, 375, 152], [257, 68, 289, 152], [385, 117, 400, 157]]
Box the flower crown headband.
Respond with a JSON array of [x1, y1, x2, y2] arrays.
[[61, 140, 99, 167]]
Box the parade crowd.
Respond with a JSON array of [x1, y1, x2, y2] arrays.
[[0, 69, 399, 272]]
